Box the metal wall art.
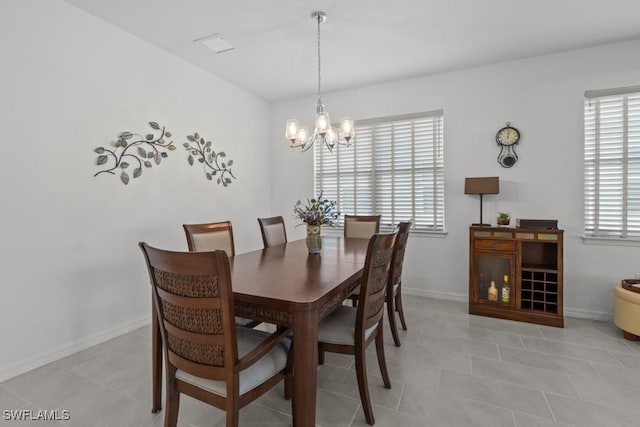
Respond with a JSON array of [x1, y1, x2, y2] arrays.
[[183, 132, 236, 187], [94, 123, 237, 187], [94, 122, 175, 185]]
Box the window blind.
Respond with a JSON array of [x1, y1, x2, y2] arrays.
[[314, 111, 445, 232], [584, 86, 640, 238]]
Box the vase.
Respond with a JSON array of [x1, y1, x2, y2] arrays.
[[306, 224, 322, 254]]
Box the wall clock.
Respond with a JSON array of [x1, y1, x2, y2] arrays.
[[496, 121, 520, 168]]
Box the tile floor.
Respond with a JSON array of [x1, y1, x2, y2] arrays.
[[2, 296, 640, 427]]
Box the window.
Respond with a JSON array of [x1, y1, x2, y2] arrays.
[[314, 111, 445, 232], [584, 85, 640, 239]]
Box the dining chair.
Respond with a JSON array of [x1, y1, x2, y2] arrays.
[[344, 214, 381, 239], [349, 221, 412, 346], [183, 221, 259, 328], [257, 216, 288, 248], [139, 243, 292, 427], [183, 221, 236, 257], [317, 232, 397, 425]]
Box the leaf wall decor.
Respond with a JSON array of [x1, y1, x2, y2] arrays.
[[93, 122, 175, 185], [183, 132, 236, 187]]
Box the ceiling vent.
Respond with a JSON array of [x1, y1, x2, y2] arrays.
[[195, 34, 234, 53]]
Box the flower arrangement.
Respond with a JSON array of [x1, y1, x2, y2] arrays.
[[293, 193, 339, 226]]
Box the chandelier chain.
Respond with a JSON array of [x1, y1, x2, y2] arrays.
[[317, 12, 322, 105]]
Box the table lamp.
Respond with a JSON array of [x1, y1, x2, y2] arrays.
[[464, 177, 499, 226]]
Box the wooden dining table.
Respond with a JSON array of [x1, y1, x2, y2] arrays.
[[150, 236, 370, 427]]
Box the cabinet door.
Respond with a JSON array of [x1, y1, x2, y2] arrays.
[[473, 251, 516, 308]]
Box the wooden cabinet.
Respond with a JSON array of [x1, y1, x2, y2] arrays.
[[469, 226, 564, 327]]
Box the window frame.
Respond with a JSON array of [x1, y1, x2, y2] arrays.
[[584, 85, 640, 243], [314, 110, 445, 235]]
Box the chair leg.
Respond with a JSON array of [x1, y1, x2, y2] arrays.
[[395, 291, 408, 331], [284, 375, 292, 400], [284, 340, 293, 400], [375, 329, 391, 389], [355, 348, 374, 425], [318, 347, 325, 365], [387, 294, 401, 347], [164, 373, 180, 427], [226, 401, 240, 427]]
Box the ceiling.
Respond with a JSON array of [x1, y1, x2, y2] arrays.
[[65, 0, 640, 102]]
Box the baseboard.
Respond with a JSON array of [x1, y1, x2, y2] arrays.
[[402, 287, 613, 321], [0, 315, 151, 383], [403, 287, 468, 303], [563, 306, 612, 321]]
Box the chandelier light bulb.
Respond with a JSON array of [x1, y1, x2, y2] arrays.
[[297, 126, 309, 143], [286, 119, 299, 143], [340, 118, 354, 142], [315, 112, 331, 136]]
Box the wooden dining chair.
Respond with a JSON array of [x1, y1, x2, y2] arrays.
[[139, 243, 292, 427], [350, 221, 411, 346], [257, 216, 288, 248], [183, 221, 259, 328], [344, 214, 381, 239], [183, 221, 235, 257], [317, 232, 397, 425]]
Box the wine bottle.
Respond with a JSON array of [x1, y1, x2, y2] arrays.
[[488, 280, 498, 302], [502, 274, 510, 303]]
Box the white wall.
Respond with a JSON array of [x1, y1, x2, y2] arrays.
[[271, 38, 640, 320], [0, 0, 271, 381]]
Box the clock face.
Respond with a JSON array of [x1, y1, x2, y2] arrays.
[[496, 126, 520, 146]]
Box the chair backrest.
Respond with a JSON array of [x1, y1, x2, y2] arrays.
[[356, 232, 397, 336], [139, 243, 238, 383], [344, 215, 381, 239], [257, 216, 288, 248], [389, 221, 412, 288], [183, 221, 235, 257]]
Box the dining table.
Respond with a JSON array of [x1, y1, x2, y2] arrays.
[[150, 236, 370, 427]]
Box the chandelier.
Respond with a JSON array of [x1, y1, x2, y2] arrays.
[[286, 11, 354, 153]]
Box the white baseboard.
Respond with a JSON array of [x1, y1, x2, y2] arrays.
[[403, 287, 468, 303], [0, 315, 151, 383], [563, 307, 612, 321], [402, 287, 613, 321]]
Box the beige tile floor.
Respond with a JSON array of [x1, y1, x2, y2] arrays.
[[2, 296, 640, 427]]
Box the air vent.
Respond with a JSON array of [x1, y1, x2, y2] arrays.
[[195, 34, 234, 53]]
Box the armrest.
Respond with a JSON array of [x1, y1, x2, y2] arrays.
[[236, 327, 291, 372]]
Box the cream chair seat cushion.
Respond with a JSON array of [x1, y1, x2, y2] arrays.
[[614, 286, 640, 336], [176, 327, 290, 397], [318, 305, 378, 345]]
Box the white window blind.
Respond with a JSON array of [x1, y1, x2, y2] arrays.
[[314, 111, 445, 232], [584, 85, 640, 238]]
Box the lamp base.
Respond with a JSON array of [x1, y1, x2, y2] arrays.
[[471, 223, 491, 227]]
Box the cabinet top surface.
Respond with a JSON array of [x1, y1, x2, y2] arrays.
[[470, 226, 563, 233]]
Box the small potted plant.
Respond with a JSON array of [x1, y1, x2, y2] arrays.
[[497, 212, 511, 226]]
